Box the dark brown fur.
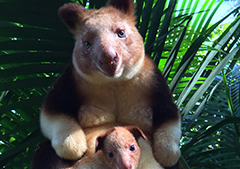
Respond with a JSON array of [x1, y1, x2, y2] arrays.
[[32, 139, 78, 169]]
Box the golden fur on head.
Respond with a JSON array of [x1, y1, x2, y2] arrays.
[[95, 126, 146, 169], [59, 2, 144, 84]]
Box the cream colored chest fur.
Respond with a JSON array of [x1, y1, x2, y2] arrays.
[[78, 74, 153, 135]]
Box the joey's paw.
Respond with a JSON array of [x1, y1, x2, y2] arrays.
[[153, 141, 180, 167], [52, 130, 87, 160]]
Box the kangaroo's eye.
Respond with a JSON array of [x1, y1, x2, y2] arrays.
[[84, 41, 91, 49], [130, 145, 135, 152], [117, 30, 126, 38], [108, 152, 114, 158]]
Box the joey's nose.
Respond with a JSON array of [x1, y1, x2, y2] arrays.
[[122, 163, 133, 169], [121, 159, 133, 169]]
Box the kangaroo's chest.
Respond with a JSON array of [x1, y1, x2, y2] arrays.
[[78, 80, 153, 135]]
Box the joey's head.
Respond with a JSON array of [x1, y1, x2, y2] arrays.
[[58, 0, 145, 84], [95, 126, 147, 169]]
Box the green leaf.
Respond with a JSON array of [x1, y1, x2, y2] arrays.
[[182, 117, 240, 152]]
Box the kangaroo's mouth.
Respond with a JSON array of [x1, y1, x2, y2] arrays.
[[96, 60, 124, 78]]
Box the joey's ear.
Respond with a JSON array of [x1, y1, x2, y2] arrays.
[[107, 0, 135, 16], [95, 136, 104, 153], [58, 3, 86, 32], [95, 129, 114, 153], [125, 126, 148, 141]]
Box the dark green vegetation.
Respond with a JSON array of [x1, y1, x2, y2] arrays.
[[0, 0, 240, 168]]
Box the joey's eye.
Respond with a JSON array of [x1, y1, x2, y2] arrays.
[[84, 41, 91, 49], [108, 152, 114, 159], [117, 30, 125, 38], [130, 145, 135, 152]]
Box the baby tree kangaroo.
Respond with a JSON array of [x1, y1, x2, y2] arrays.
[[95, 126, 164, 169], [95, 126, 146, 169], [32, 126, 163, 169], [39, 0, 181, 167]]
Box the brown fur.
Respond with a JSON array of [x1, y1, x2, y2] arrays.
[[36, 0, 181, 168]]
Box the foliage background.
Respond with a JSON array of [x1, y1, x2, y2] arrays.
[[0, 0, 240, 168]]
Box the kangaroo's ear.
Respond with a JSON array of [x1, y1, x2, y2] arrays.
[[124, 126, 148, 141], [95, 136, 105, 153], [106, 0, 135, 16], [58, 3, 89, 32], [95, 128, 114, 153]]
